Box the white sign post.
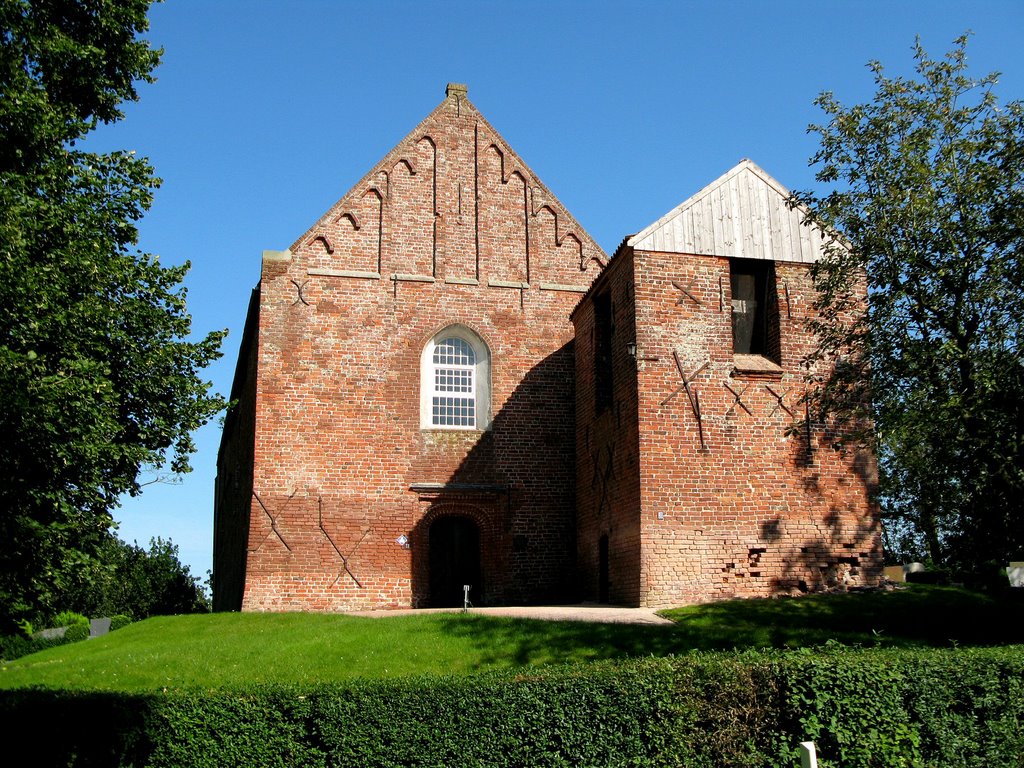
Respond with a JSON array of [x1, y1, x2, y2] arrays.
[[799, 741, 818, 768]]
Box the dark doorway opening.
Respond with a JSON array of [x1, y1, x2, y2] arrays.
[[598, 534, 609, 603], [429, 516, 482, 607]]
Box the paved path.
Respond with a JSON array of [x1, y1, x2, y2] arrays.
[[348, 604, 673, 625]]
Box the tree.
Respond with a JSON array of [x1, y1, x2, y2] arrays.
[[796, 35, 1024, 571], [60, 535, 210, 620], [0, 0, 225, 630]]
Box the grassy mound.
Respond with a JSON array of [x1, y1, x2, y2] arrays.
[[1, 585, 1019, 692]]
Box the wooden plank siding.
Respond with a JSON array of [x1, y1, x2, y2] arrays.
[[628, 159, 828, 263]]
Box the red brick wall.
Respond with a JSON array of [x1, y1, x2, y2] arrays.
[[217, 87, 881, 613], [572, 250, 643, 605], [230, 87, 605, 611], [212, 288, 259, 611], [630, 248, 882, 606]]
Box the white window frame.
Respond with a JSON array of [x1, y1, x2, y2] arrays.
[[420, 325, 491, 430]]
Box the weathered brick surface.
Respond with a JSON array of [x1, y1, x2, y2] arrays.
[[216, 87, 882, 613], [215, 86, 606, 611], [574, 247, 882, 607], [212, 288, 259, 611], [572, 248, 643, 605]]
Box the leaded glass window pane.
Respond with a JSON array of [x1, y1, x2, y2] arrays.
[[431, 337, 476, 427], [433, 337, 475, 366]]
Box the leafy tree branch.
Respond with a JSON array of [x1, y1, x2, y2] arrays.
[[0, 0, 225, 630]]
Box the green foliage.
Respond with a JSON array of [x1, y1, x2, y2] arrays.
[[109, 614, 133, 631], [60, 535, 210, 620], [64, 622, 90, 642], [0, 634, 36, 662], [2, 586, 1021, 692], [775, 647, 923, 767], [795, 35, 1024, 571], [9, 609, 92, 660], [111, 537, 211, 618], [0, 631, 84, 662], [2, 609, 129, 664], [2, 648, 1023, 767], [303, 661, 690, 768], [51, 610, 89, 628], [0, 0, 226, 631], [659, 584, 1022, 649]]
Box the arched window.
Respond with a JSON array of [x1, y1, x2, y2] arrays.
[[420, 326, 491, 430]]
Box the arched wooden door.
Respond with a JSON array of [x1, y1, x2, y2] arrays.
[[428, 516, 482, 607]]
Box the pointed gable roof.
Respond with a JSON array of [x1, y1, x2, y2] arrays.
[[286, 83, 606, 281], [627, 159, 829, 263]]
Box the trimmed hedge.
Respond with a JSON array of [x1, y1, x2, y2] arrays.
[[108, 614, 135, 632], [2, 646, 1022, 767]]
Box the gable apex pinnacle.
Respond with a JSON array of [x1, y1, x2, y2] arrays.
[[446, 82, 468, 98]]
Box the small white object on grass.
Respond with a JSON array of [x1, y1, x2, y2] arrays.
[[799, 741, 818, 768]]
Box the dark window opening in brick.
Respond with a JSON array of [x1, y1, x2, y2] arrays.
[[593, 291, 613, 412], [729, 258, 780, 363], [598, 534, 609, 603]]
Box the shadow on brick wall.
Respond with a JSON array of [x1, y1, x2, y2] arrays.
[[410, 340, 578, 608], [773, 410, 883, 594]]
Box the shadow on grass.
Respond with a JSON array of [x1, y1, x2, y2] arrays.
[[436, 585, 1024, 669]]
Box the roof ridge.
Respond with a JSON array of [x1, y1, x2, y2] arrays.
[[627, 159, 792, 248]]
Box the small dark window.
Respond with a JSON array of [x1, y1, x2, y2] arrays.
[[593, 291, 613, 412], [729, 259, 780, 362], [598, 534, 609, 603]]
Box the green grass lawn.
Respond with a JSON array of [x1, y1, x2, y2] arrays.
[[2, 585, 1020, 692]]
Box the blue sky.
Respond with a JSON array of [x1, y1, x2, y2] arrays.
[[97, 0, 1024, 582]]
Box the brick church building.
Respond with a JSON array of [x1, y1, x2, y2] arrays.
[[213, 84, 881, 612]]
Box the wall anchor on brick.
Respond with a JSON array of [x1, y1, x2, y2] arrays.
[[672, 278, 701, 306], [724, 380, 752, 417], [290, 279, 310, 307], [250, 490, 293, 552], [765, 384, 794, 418], [318, 496, 365, 589], [591, 443, 617, 516], [661, 352, 710, 452], [803, 399, 815, 461]]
